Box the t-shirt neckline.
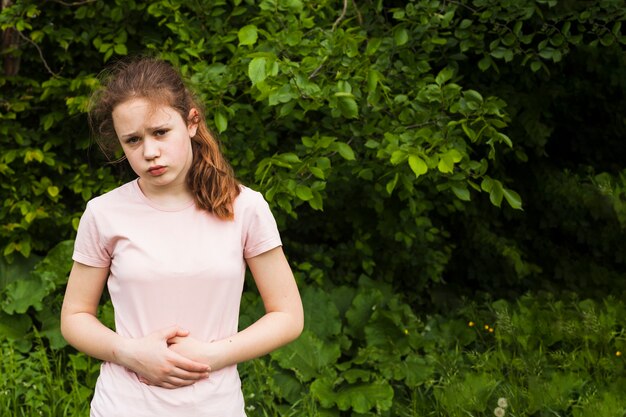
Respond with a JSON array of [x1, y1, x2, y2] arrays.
[[130, 178, 196, 212]]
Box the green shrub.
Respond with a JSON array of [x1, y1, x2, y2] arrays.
[[237, 289, 626, 416], [0, 335, 99, 417]]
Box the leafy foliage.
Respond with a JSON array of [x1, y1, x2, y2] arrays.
[[1, 0, 625, 298], [1, 0, 626, 415], [241, 290, 626, 416]]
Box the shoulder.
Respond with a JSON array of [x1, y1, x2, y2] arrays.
[[233, 185, 268, 211], [233, 185, 278, 227], [85, 180, 138, 212], [85, 180, 138, 217]]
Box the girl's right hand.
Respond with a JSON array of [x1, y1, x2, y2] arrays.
[[118, 326, 210, 389]]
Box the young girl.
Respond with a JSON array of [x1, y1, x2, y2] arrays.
[[60, 58, 304, 417]]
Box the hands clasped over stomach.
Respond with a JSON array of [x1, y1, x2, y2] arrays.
[[121, 326, 214, 389]]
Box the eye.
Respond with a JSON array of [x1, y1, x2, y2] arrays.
[[154, 129, 169, 137], [125, 136, 141, 144]]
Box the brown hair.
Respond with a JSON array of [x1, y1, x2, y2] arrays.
[[88, 57, 240, 219]]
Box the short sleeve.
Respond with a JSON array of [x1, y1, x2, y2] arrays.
[[242, 191, 282, 259], [73, 203, 112, 267]]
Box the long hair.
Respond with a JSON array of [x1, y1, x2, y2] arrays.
[[88, 57, 240, 219]]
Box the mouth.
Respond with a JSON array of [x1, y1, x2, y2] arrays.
[[148, 165, 167, 176]]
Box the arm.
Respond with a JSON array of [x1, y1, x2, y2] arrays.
[[168, 246, 304, 370], [60, 261, 210, 388]]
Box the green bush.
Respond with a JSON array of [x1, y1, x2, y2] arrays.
[[1, 0, 626, 415], [239, 291, 626, 416], [0, 335, 99, 417], [3, 292, 625, 417]]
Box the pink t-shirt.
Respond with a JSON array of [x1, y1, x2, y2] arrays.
[[73, 179, 282, 417]]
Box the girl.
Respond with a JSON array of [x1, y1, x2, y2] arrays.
[[60, 58, 304, 417]]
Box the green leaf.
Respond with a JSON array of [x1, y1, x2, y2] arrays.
[[503, 188, 523, 209], [37, 307, 66, 349], [214, 111, 228, 133], [437, 151, 458, 174], [435, 67, 454, 86], [346, 288, 384, 333], [462, 122, 477, 140], [489, 180, 504, 207], [365, 37, 382, 55], [478, 56, 492, 71], [114, 43, 127, 55], [311, 377, 394, 413], [337, 96, 358, 119], [448, 149, 463, 162], [269, 84, 294, 105], [309, 166, 325, 179], [386, 173, 399, 195], [301, 286, 341, 338], [295, 184, 313, 201], [404, 355, 436, 387], [271, 371, 304, 403], [25, 212, 37, 223], [451, 185, 471, 201], [336, 142, 356, 160], [238, 24, 258, 46], [390, 150, 406, 165], [2, 278, 50, 314], [0, 311, 32, 340], [530, 60, 542, 72], [343, 369, 372, 383], [464, 90, 483, 104], [248, 57, 267, 85], [271, 331, 340, 381], [481, 177, 493, 192], [0, 254, 40, 291], [394, 28, 409, 46], [309, 191, 324, 211], [408, 155, 428, 178], [47, 186, 59, 197], [495, 132, 513, 147]]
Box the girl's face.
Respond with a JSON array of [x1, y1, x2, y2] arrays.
[[112, 97, 198, 196]]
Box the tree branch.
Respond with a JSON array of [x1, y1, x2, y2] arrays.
[[351, 0, 363, 25], [332, 0, 349, 32], [15, 30, 59, 77], [49, 0, 96, 6]]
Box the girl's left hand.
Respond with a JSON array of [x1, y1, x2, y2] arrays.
[[167, 335, 225, 373]]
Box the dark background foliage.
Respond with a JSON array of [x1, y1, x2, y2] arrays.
[[1, 0, 626, 415]]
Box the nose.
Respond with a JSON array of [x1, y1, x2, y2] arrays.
[[142, 136, 160, 160]]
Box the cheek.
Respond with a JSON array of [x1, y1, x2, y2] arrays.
[[123, 148, 143, 166], [185, 140, 194, 160], [173, 137, 193, 162]]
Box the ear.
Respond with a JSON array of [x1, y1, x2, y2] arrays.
[[187, 108, 199, 137]]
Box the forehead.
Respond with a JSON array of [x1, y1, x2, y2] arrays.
[[112, 98, 182, 130]]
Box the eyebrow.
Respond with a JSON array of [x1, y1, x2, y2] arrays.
[[120, 124, 169, 139]]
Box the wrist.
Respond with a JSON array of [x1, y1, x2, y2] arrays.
[[207, 339, 230, 372], [112, 336, 135, 369]]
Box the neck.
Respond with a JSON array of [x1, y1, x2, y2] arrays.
[[137, 179, 194, 209]]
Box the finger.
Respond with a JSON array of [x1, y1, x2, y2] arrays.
[[170, 352, 211, 373], [171, 368, 210, 381], [163, 375, 203, 388], [154, 380, 191, 389], [167, 336, 182, 345], [160, 325, 190, 340]]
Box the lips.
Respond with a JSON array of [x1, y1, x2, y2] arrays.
[[148, 165, 167, 176]]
